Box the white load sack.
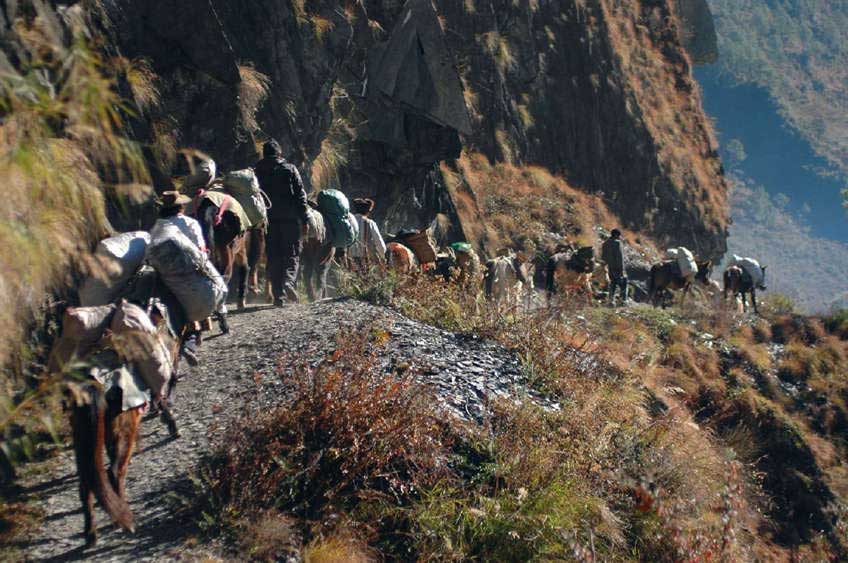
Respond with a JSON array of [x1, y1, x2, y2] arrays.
[[182, 157, 217, 190], [146, 221, 227, 322], [730, 255, 764, 286], [49, 304, 118, 373], [109, 300, 173, 398], [666, 247, 697, 278], [79, 231, 150, 306]]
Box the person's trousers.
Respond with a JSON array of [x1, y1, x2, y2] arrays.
[[267, 222, 303, 300], [608, 271, 628, 303]]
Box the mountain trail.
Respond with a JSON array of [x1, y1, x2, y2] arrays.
[[20, 299, 548, 561]]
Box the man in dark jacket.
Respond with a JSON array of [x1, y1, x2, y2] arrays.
[[601, 228, 627, 306], [255, 140, 309, 305]]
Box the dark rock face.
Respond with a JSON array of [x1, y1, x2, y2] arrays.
[[92, 0, 727, 257], [674, 0, 719, 64]]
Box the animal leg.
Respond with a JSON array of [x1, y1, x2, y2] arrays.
[[752, 289, 759, 314], [236, 263, 248, 310], [79, 480, 96, 546]]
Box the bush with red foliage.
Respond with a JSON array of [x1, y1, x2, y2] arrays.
[[203, 333, 454, 525]]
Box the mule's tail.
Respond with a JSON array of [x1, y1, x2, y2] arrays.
[[72, 385, 135, 533]]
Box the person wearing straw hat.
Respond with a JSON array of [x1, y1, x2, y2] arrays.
[[156, 190, 207, 253]]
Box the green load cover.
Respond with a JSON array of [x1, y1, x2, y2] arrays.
[[317, 189, 350, 217], [450, 242, 473, 253]]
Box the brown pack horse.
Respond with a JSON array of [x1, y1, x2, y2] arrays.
[[63, 302, 181, 547], [647, 260, 713, 307], [301, 207, 336, 301], [196, 197, 265, 313]]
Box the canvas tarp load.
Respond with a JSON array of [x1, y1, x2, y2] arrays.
[[667, 247, 697, 278], [317, 189, 359, 249], [198, 189, 254, 233], [396, 229, 437, 264], [79, 232, 151, 307], [146, 221, 227, 322], [49, 301, 171, 406], [729, 255, 765, 286], [109, 299, 174, 398], [222, 168, 269, 228]]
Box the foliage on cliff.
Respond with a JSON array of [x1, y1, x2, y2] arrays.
[[708, 0, 848, 179], [0, 2, 149, 473]]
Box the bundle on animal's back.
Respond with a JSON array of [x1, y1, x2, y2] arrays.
[[182, 156, 217, 190], [729, 255, 766, 286], [109, 300, 174, 398], [317, 189, 358, 248], [146, 221, 227, 322], [222, 168, 268, 227], [666, 247, 697, 278], [79, 231, 150, 306]]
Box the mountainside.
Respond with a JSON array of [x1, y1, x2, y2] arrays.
[[706, 0, 848, 180], [92, 0, 728, 258]]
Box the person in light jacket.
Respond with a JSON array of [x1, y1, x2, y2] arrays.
[[348, 198, 386, 270]]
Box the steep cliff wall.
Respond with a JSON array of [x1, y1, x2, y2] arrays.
[[93, 0, 727, 257]]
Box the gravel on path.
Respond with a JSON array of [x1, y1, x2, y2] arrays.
[[20, 299, 552, 561]]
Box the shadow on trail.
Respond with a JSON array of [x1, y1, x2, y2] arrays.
[[36, 475, 200, 563]]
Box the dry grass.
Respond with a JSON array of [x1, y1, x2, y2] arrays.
[[237, 65, 270, 132], [199, 331, 454, 542], [598, 0, 728, 235], [443, 152, 653, 257], [0, 5, 148, 449]]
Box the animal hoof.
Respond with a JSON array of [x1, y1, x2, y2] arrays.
[[84, 532, 97, 547], [237, 299, 247, 311]]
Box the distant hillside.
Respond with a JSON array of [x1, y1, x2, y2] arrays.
[[707, 0, 848, 179], [726, 175, 848, 313]]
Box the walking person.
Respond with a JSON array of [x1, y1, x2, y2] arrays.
[[255, 139, 309, 306], [601, 228, 628, 306], [349, 198, 387, 270]]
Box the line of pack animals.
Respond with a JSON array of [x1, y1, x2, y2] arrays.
[[48, 156, 768, 547]]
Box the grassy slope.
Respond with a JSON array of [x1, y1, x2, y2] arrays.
[[707, 0, 848, 178]]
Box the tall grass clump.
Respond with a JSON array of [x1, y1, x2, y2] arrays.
[[195, 331, 454, 550], [0, 2, 148, 474]]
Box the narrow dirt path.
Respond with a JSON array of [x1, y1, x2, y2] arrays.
[[20, 299, 546, 561]]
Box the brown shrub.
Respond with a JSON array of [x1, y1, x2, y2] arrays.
[[203, 331, 453, 526]]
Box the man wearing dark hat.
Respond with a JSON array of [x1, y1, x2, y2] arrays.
[[255, 140, 309, 305]]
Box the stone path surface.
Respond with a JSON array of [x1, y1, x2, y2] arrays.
[[20, 299, 550, 561]]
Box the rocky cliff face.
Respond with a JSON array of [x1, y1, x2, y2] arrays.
[[93, 0, 728, 258]]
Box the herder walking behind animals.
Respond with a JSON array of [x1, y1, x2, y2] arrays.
[[255, 140, 310, 306], [602, 229, 627, 306]]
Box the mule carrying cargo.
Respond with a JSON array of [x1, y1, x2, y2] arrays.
[[146, 221, 228, 323], [317, 189, 359, 249]]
